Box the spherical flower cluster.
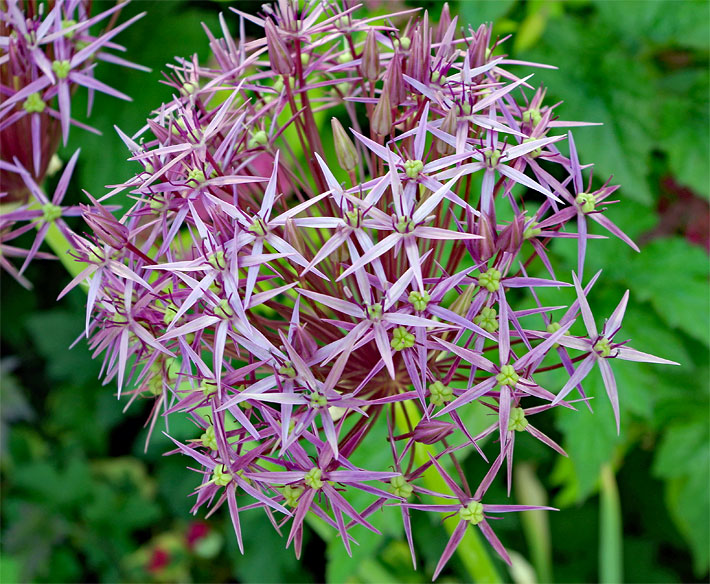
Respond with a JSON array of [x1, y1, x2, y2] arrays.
[[68, 2, 676, 577], [0, 0, 147, 199], [0, 0, 146, 286]]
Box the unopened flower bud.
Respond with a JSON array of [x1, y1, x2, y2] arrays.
[[264, 18, 294, 76], [371, 86, 392, 136], [361, 29, 379, 81], [497, 215, 524, 255], [82, 197, 129, 249], [477, 212, 496, 261], [385, 53, 405, 106], [412, 419, 455, 444], [331, 118, 358, 171], [436, 3, 452, 43], [293, 325, 318, 362], [435, 107, 458, 155], [284, 217, 307, 258]]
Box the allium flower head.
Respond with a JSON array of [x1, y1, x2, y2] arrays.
[[0, 0, 147, 201], [73, 1, 678, 577]]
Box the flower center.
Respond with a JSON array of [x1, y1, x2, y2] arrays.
[[212, 464, 231, 487], [522, 108, 542, 126], [484, 148, 501, 169], [187, 168, 206, 186], [278, 362, 297, 379], [508, 407, 529, 432], [496, 364, 519, 387], [523, 220, 542, 239], [344, 208, 361, 228], [403, 159, 424, 179], [388, 475, 413, 499], [478, 268, 502, 292], [459, 500, 484, 525], [201, 426, 218, 450], [408, 290, 431, 312], [429, 381, 454, 406], [41, 202, 62, 223], [391, 326, 415, 351], [214, 299, 234, 319], [309, 392, 327, 408], [593, 337, 612, 358], [52, 60, 71, 79], [247, 218, 268, 237], [366, 303, 383, 321], [394, 215, 415, 234], [473, 306, 499, 333], [23, 93, 46, 114], [575, 192, 597, 214], [304, 468, 323, 490], [282, 485, 304, 507], [248, 130, 268, 149]]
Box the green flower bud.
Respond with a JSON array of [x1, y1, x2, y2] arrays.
[[474, 306, 499, 333], [331, 117, 359, 171], [389, 475, 413, 499]]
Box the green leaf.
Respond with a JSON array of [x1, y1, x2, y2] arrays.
[[596, 0, 710, 51], [618, 238, 710, 346], [25, 310, 98, 384], [521, 15, 658, 204], [658, 69, 710, 198], [554, 369, 622, 501], [653, 421, 710, 575], [457, 0, 518, 26]]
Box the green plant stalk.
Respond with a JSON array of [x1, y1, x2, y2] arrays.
[[44, 221, 86, 282], [396, 400, 501, 583], [599, 463, 623, 584], [514, 463, 553, 583]]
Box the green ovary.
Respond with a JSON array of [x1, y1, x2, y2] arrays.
[[23, 93, 46, 114], [41, 203, 62, 223], [593, 337, 612, 357], [478, 268, 502, 292], [459, 500, 485, 525], [429, 381, 454, 406], [474, 306, 498, 333], [576, 192, 597, 214], [408, 290, 430, 312], [496, 364, 519, 387], [212, 464, 231, 486], [389, 475, 413, 499], [366, 304, 383, 321], [508, 407, 529, 432], [391, 327, 415, 351], [201, 426, 218, 450], [282, 485, 304, 507], [403, 159, 424, 179], [304, 468, 323, 490], [52, 60, 71, 79]]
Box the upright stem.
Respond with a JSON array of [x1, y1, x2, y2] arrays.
[[395, 401, 502, 583]]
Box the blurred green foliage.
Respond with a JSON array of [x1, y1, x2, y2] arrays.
[[1, 0, 708, 582]]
